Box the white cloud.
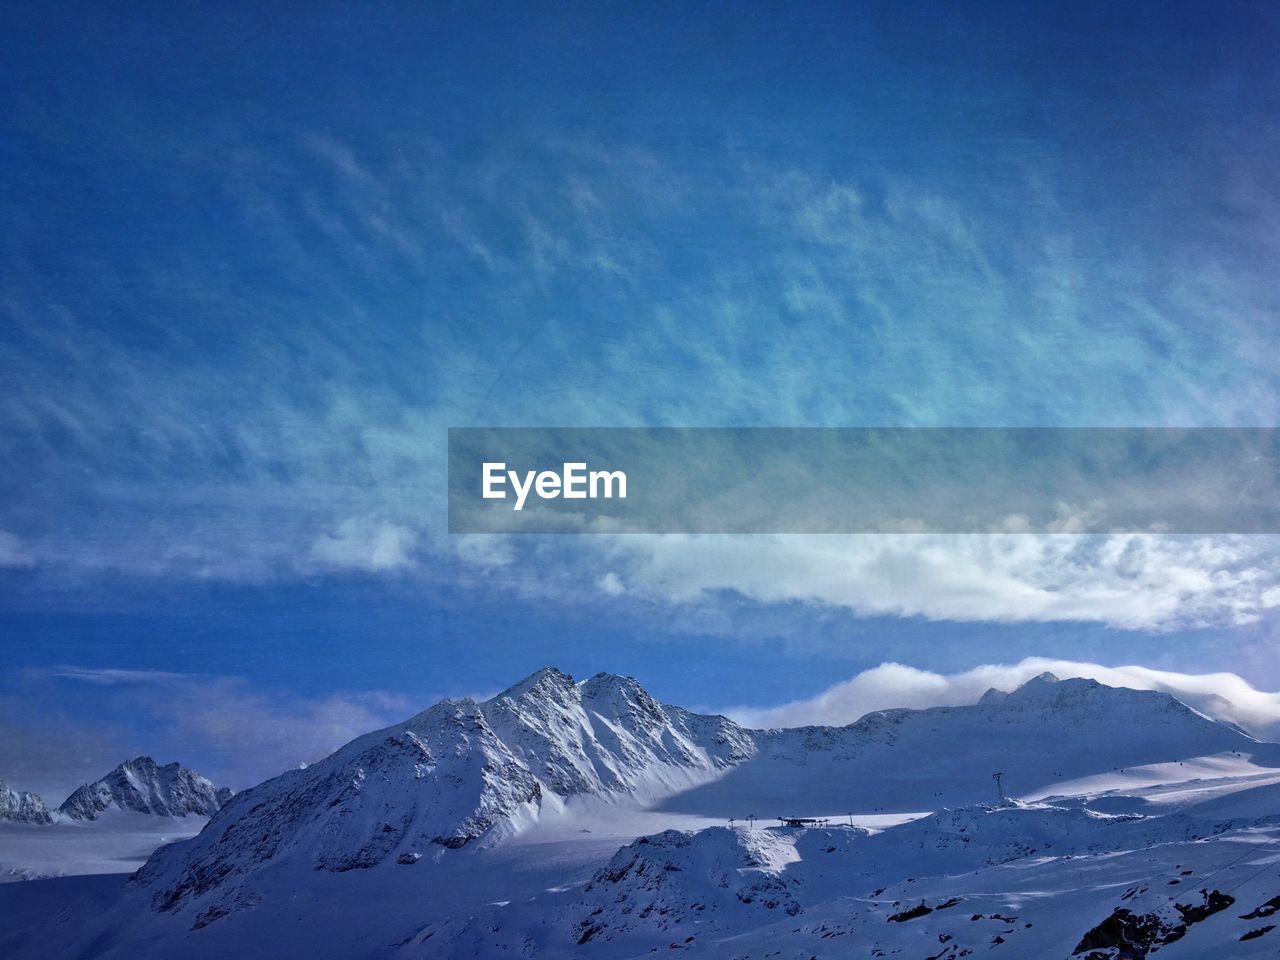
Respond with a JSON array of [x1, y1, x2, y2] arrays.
[[307, 518, 417, 573], [597, 571, 626, 596], [452, 534, 515, 570], [732, 656, 1280, 740], [595, 532, 1280, 630]]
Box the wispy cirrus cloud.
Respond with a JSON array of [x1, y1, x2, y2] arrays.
[[3, 129, 1279, 631], [44, 666, 190, 685]]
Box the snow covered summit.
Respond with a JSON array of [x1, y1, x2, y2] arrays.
[[58, 757, 234, 821]]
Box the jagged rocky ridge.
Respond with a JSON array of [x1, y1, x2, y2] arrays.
[[0, 779, 53, 824], [59, 757, 234, 821], [131, 668, 1278, 928]]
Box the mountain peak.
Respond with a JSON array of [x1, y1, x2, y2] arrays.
[[0, 778, 53, 824], [976, 672, 1065, 706], [1023, 671, 1062, 687], [122, 755, 167, 773], [58, 757, 233, 821], [581, 671, 646, 696], [493, 666, 577, 702], [580, 672, 666, 724]]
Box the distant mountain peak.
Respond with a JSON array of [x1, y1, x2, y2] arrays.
[[58, 756, 233, 821], [974, 671, 1066, 706], [0, 778, 53, 824], [1004, 673, 1108, 703], [1022, 670, 1063, 687]]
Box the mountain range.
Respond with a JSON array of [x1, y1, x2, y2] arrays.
[[3, 667, 1280, 959], [0, 757, 234, 825]]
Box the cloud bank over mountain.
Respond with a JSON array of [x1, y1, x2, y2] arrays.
[[734, 656, 1280, 739]]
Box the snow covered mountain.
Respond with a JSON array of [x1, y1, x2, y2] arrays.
[[57, 757, 233, 821], [131, 667, 752, 921], [127, 669, 1275, 926], [0, 779, 53, 824], [3, 667, 1279, 959]]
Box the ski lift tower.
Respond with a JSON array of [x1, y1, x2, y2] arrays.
[[992, 771, 1006, 804]]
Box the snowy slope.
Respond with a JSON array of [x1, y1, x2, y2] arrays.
[[58, 757, 233, 821], [0, 779, 53, 825]]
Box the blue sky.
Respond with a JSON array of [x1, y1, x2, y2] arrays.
[[2, 1, 1279, 800]]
